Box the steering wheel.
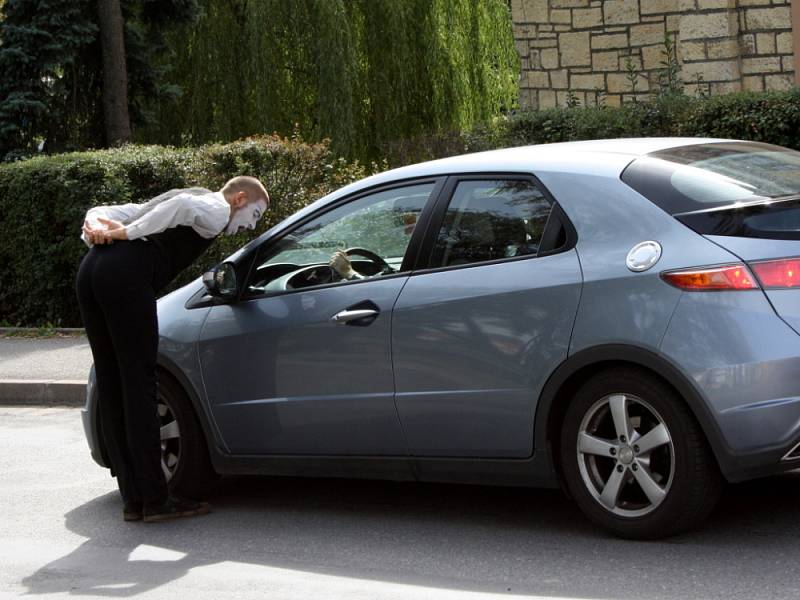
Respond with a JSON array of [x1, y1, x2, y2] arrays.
[[343, 247, 392, 274]]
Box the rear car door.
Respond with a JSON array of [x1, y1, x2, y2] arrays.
[[391, 175, 583, 458], [198, 180, 440, 455]]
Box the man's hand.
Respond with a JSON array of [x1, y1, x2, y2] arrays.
[[330, 250, 357, 279], [97, 218, 128, 241], [82, 218, 127, 245]]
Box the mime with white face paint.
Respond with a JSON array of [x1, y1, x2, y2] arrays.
[[75, 176, 269, 523]]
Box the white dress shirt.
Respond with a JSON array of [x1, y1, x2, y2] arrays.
[[81, 188, 231, 248]]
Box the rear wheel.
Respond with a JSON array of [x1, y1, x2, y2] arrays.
[[157, 375, 218, 499], [559, 368, 722, 539]]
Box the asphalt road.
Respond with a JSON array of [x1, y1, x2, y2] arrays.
[[2, 406, 799, 600]]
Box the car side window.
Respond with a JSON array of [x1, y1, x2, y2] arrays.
[[430, 179, 553, 268], [245, 182, 435, 296]]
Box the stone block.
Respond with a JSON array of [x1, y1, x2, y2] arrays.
[[571, 73, 606, 89], [605, 94, 623, 107], [554, 24, 573, 32], [776, 32, 793, 55], [707, 39, 739, 59], [745, 7, 791, 31], [551, 0, 590, 7], [642, 43, 668, 69], [682, 59, 740, 82], [530, 38, 559, 48], [539, 89, 558, 109], [550, 9, 572, 24], [530, 49, 542, 69], [608, 72, 637, 92], [523, 70, 551, 88], [678, 0, 697, 9], [666, 15, 681, 32], [765, 74, 794, 91], [592, 33, 629, 49], [677, 41, 706, 62], [630, 22, 666, 46], [741, 56, 782, 73], [550, 69, 569, 88], [512, 0, 548, 23], [541, 47, 560, 69], [560, 31, 591, 66], [756, 33, 776, 54], [641, 0, 678, 14], [737, 0, 773, 6], [740, 34, 756, 55], [782, 55, 794, 73], [680, 13, 737, 40], [593, 50, 620, 71], [519, 88, 537, 110], [697, 0, 733, 9], [573, 7, 603, 28], [709, 81, 742, 94], [603, 0, 640, 25], [515, 40, 530, 58], [742, 75, 765, 91]]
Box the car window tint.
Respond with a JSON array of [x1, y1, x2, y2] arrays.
[[245, 182, 435, 296], [431, 180, 552, 268]]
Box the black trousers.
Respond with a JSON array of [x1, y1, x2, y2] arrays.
[[75, 239, 169, 506]]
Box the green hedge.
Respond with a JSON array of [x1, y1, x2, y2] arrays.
[[384, 88, 800, 166], [0, 135, 370, 327]]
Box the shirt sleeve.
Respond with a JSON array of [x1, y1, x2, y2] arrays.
[[125, 193, 230, 241], [79, 189, 190, 247]]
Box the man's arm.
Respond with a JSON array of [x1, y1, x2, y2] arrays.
[[79, 189, 194, 247]]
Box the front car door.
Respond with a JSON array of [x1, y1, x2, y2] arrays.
[[198, 180, 440, 455], [392, 175, 583, 458]]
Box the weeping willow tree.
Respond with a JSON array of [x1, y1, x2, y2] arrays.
[[141, 0, 518, 160]]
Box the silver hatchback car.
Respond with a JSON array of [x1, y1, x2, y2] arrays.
[[82, 138, 800, 538]]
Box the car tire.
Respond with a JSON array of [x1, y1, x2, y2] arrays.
[[157, 375, 218, 499], [559, 367, 722, 539]]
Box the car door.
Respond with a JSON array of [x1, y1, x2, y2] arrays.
[[392, 175, 583, 458], [198, 180, 441, 455]]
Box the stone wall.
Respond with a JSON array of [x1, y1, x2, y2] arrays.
[[511, 0, 796, 109]]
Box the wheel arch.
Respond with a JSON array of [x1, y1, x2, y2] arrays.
[[155, 354, 227, 461], [534, 344, 736, 481]]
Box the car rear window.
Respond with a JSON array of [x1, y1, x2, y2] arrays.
[[621, 142, 800, 240]]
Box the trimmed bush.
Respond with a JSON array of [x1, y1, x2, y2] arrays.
[[0, 135, 370, 327], [384, 89, 800, 167]]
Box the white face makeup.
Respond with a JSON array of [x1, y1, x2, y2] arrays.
[[225, 198, 268, 235]]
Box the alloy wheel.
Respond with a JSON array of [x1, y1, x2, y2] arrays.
[[157, 396, 181, 482], [576, 393, 675, 517]]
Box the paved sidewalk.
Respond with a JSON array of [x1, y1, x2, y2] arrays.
[[0, 334, 92, 406]]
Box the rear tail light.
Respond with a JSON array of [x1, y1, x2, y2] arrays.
[[661, 264, 758, 291], [750, 257, 800, 289]]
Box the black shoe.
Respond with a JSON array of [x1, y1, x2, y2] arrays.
[[123, 501, 143, 522], [143, 495, 210, 523]]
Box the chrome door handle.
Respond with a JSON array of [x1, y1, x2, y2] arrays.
[[330, 308, 379, 324]]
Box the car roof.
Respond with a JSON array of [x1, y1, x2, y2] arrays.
[[335, 137, 733, 195]]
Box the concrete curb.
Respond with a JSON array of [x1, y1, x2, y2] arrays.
[[0, 380, 86, 407], [0, 327, 85, 336]]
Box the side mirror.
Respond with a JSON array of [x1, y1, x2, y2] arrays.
[[202, 262, 238, 299]]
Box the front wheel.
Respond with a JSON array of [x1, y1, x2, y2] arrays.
[[559, 368, 722, 539], [157, 375, 218, 499]]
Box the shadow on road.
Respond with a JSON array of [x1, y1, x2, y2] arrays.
[[22, 470, 800, 598]]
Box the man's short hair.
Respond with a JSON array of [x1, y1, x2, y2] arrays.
[[221, 176, 269, 205]]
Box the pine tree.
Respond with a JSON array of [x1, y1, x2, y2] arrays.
[[0, 0, 199, 158], [0, 0, 96, 158]]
